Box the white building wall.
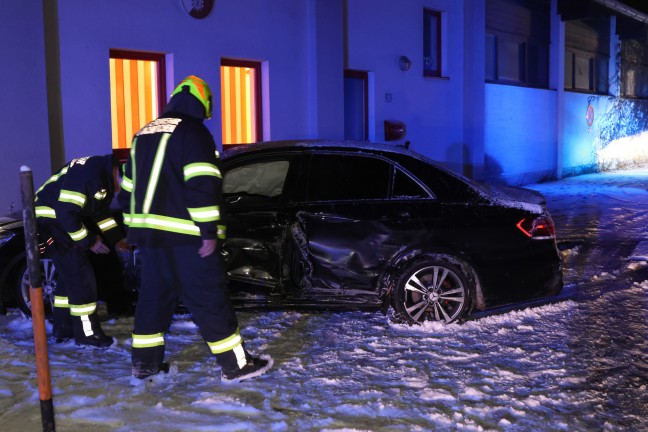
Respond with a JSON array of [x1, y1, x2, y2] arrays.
[[560, 15, 618, 176], [562, 92, 603, 173], [0, 1, 51, 215], [310, 0, 345, 140], [3, 0, 645, 213], [484, 84, 557, 184], [346, 0, 468, 173], [463, 0, 486, 180], [55, 0, 340, 159]]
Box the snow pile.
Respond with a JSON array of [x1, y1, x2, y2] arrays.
[[2, 169, 648, 431]]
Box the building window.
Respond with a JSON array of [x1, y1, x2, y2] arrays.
[[221, 59, 262, 146], [485, 0, 550, 88], [423, 9, 442, 77], [109, 50, 166, 157], [564, 18, 610, 94], [621, 38, 648, 99]]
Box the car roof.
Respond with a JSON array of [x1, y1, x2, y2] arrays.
[[223, 139, 450, 172], [221, 140, 546, 214], [222, 139, 485, 189]]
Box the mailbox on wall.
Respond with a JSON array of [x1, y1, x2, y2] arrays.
[[384, 120, 406, 141]]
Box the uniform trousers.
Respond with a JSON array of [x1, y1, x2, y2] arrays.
[[37, 220, 102, 340], [132, 244, 243, 372]]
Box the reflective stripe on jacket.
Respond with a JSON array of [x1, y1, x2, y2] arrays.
[[35, 155, 124, 249], [118, 113, 226, 247]]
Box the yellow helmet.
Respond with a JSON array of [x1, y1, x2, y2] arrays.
[[171, 75, 213, 119]]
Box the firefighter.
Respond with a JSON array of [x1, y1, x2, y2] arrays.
[[118, 75, 272, 381], [35, 154, 127, 348]]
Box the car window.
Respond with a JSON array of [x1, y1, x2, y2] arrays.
[[307, 154, 390, 201], [393, 168, 431, 199], [389, 152, 476, 202], [223, 160, 289, 202]]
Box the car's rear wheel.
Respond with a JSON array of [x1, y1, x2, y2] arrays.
[[14, 258, 57, 317], [393, 256, 473, 325]]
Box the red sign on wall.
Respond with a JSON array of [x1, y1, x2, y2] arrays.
[[586, 105, 594, 127]]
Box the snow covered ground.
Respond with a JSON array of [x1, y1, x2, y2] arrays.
[[1, 169, 648, 432]]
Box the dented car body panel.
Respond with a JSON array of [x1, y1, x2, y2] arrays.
[[221, 140, 563, 312]]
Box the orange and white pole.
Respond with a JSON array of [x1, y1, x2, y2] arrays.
[[20, 166, 56, 432]]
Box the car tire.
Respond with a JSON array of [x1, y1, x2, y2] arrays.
[[393, 255, 473, 325], [14, 258, 57, 317]]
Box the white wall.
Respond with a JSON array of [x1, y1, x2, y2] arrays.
[[0, 1, 51, 215], [462, 0, 486, 180], [562, 92, 604, 173], [3, 0, 642, 206], [55, 0, 342, 159], [346, 0, 467, 172], [484, 84, 557, 184]]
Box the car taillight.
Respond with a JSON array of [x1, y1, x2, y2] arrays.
[[516, 216, 555, 239], [39, 236, 54, 254]]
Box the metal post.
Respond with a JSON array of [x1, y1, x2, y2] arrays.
[[20, 166, 56, 432]]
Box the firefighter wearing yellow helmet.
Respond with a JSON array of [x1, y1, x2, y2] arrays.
[[171, 75, 213, 119], [118, 75, 273, 381]]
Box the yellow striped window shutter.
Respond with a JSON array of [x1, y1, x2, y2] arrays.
[[221, 60, 262, 145], [110, 52, 165, 150]]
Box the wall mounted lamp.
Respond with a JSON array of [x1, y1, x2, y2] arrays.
[[399, 56, 412, 71]]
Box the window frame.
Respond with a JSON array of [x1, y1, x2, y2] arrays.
[[564, 18, 610, 95], [223, 153, 300, 208], [220, 58, 263, 148], [302, 151, 433, 203], [620, 38, 648, 99], [423, 8, 443, 78], [485, 0, 550, 88], [109, 49, 166, 160], [223, 160, 290, 199], [109, 50, 167, 113], [393, 166, 432, 200]]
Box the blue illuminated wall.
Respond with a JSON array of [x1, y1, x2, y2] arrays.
[[345, 0, 470, 174], [53, 0, 343, 158], [0, 0, 344, 213], [484, 84, 557, 184], [0, 1, 51, 214], [561, 87, 648, 175], [562, 92, 608, 175], [2, 0, 648, 216]]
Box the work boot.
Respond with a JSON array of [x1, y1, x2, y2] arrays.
[[51, 329, 74, 344], [221, 354, 274, 382], [132, 362, 170, 380], [72, 313, 116, 349], [76, 332, 117, 349], [52, 307, 73, 343]]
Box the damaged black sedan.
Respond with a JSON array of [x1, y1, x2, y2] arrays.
[[221, 140, 563, 324]]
